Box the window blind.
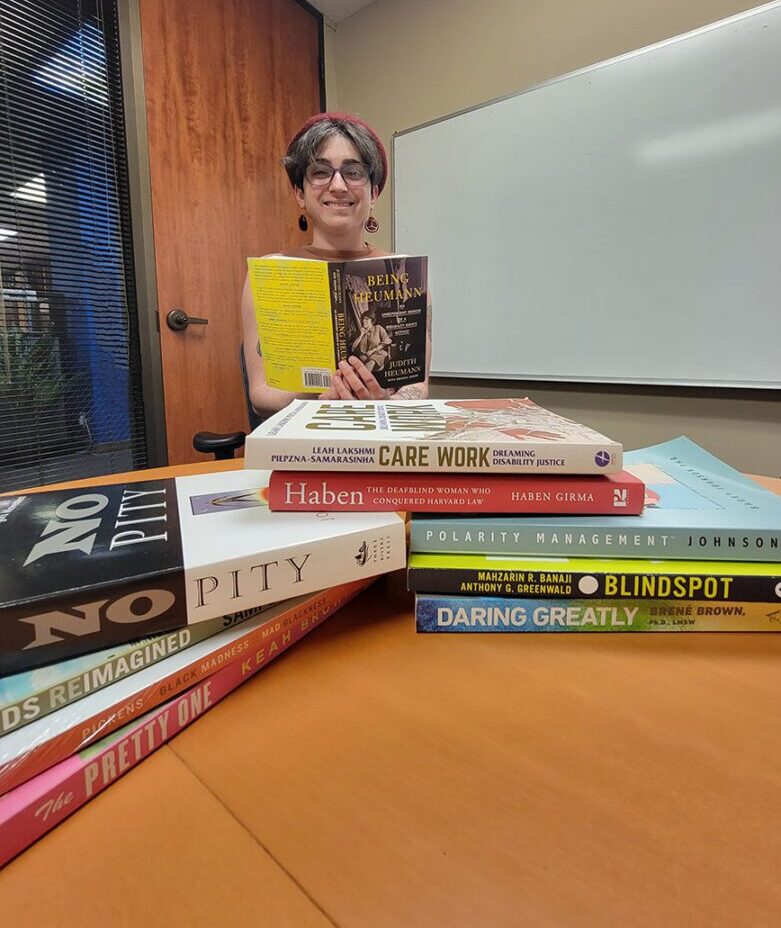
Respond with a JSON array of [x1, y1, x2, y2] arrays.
[[0, 0, 148, 493]]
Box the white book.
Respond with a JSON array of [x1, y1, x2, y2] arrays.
[[1, 469, 405, 674], [245, 397, 622, 474]]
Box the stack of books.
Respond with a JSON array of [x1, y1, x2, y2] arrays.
[[407, 436, 781, 634], [246, 397, 780, 635], [0, 468, 406, 864]]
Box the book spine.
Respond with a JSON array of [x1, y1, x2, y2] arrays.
[[182, 520, 406, 621], [0, 580, 371, 798], [329, 262, 348, 364], [0, 577, 370, 866], [268, 471, 644, 514], [409, 522, 781, 563], [0, 611, 255, 738], [249, 438, 623, 474], [415, 595, 781, 632], [407, 567, 781, 602]]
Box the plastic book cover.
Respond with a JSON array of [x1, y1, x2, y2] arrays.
[[267, 469, 645, 514], [245, 397, 623, 474], [415, 594, 781, 633], [411, 437, 781, 561], [0, 608, 261, 738], [407, 552, 781, 602], [0, 576, 367, 867], [0, 579, 371, 799], [247, 254, 428, 392], [0, 468, 405, 674]]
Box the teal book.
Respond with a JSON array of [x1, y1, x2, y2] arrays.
[[410, 437, 781, 562]]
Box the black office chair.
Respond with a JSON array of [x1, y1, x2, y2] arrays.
[[192, 345, 261, 459]]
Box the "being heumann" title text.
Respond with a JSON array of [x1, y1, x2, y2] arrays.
[[363, 272, 423, 302]]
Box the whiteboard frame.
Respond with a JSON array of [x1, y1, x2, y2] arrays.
[[392, 1, 781, 391]]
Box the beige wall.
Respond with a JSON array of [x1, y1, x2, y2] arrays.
[[326, 0, 780, 475]]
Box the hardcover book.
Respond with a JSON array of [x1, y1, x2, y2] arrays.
[[407, 552, 781, 603], [247, 254, 428, 392], [415, 594, 781, 632], [0, 580, 371, 799], [267, 469, 645, 514], [0, 468, 405, 674], [245, 397, 623, 474], [0, 579, 367, 866], [411, 437, 781, 561]]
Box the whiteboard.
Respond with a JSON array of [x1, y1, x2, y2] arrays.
[[393, 3, 781, 389]]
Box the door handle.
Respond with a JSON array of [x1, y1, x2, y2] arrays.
[[166, 308, 208, 331]]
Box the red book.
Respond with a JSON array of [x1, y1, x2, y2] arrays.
[[266, 471, 646, 514]]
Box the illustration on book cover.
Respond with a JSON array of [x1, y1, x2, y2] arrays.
[[342, 256, 427, 388], [402, 398, 608, 443]]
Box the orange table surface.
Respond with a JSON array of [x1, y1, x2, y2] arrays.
[[2, 465, 780, 927]]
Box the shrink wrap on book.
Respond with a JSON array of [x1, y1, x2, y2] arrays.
[[0, 576, 371, 867], [0, 611, 256, 738], [0, 580, 373, 799]]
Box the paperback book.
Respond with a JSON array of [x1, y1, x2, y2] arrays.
[[0, 577, 368, 867], [0, 580, 371, 799], [0, 608, 257, 737], [415, 595, 781, 633], [267, 469, 645, 514], [246, 397, 623, 474], [0, 468, 405, 674], [407, 552, 781, 602], [411, 437, 781, 561], [247, 254, 428, 392]]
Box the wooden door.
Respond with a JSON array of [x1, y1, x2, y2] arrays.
[[138, 0, 320, 463]]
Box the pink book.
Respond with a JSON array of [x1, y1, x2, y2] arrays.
[[0, 578, 369, 867], [0, 580, 370, 797]]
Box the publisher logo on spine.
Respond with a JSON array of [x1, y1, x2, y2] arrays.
[[354, 535, 395, 567], [613, 488, 628, 508], [594, 451, 611, 468]]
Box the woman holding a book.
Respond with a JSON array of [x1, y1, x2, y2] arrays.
[[241, 113, 432, 419]]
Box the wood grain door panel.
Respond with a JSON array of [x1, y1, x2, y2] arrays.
[[139, 0, 320, 462]]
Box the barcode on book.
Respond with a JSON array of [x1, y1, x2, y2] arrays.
[[303, 368, 331, 388]]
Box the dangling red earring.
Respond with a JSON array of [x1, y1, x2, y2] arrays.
[[364, 209, 379, 234], [298, 213, 308, 232]]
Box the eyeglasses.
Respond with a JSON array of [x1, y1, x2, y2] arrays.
[[304, 161, 371, 187]]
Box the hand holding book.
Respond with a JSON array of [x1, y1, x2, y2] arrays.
[[319, 356, 394, 401], [247, 254, 428, 397]]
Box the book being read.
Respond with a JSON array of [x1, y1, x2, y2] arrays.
[[247, 253, 428, 392], [245, 397, 623, 474]]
